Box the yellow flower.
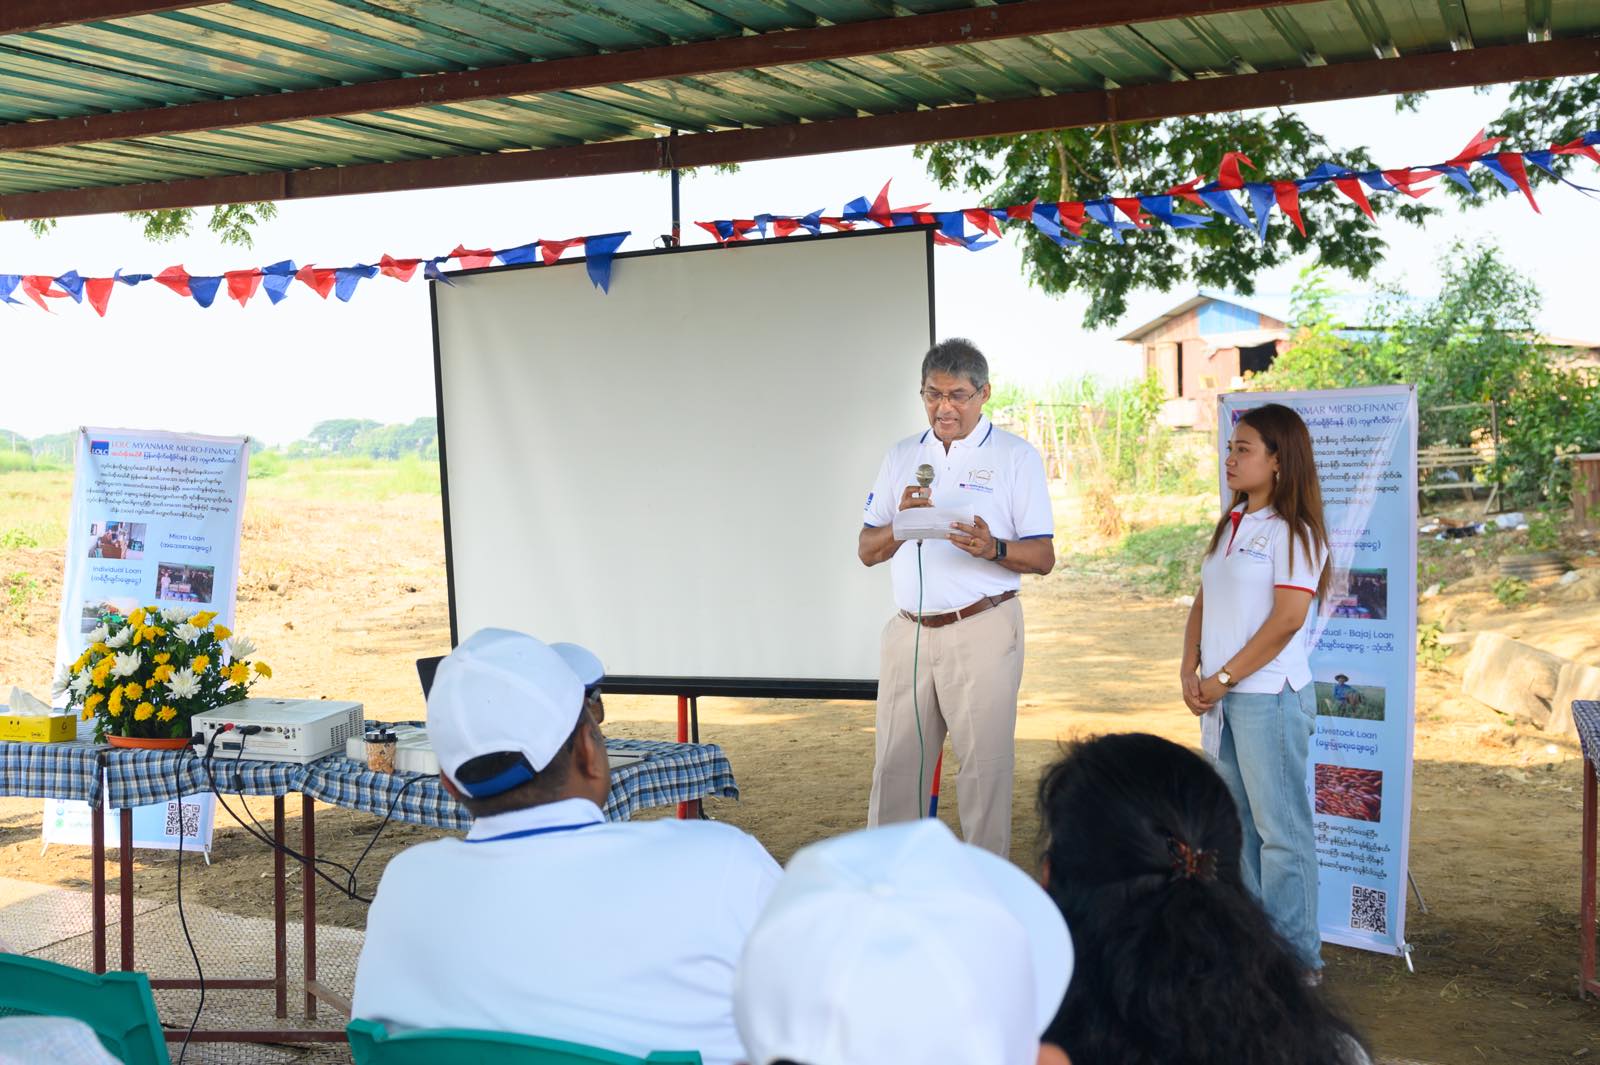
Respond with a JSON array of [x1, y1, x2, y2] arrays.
[[132, 628, 143, 647], [84, 692, 105, 712], [154, 653, 172, 665], [146, 626, 166, 639], [128, 607, 147, 628], [91, 642, 109, 656], [253, 662, 272, 679], [133, 702, 155, 722], [81, 704, 92, 721], [152, 664, 174, 683], [191, 655, 210, 673], [212, 625, 233, 641], [91, 658, 114, 685], [156, 706, 177, 723], [192, 611, 218, 628], [123, 681, 143, 700], [108, 687, 124, 716], [72, 651, 90, 672], [229, 663, 251, 685]]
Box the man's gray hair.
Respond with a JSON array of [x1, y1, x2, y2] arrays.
[[921, 338, 989, 391]]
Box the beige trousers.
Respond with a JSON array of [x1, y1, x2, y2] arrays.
[[867, 596, 1024, 856]]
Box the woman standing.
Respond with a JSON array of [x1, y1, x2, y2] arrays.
[[1180, 403, 1330, 975]]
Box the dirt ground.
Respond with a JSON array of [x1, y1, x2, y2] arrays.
[[1, 479, 1598, 1063]]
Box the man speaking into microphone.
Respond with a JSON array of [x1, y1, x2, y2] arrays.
[[858, 338, 1055, 856]]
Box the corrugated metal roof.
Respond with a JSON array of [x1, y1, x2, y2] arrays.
[[1, 1, 1597, 213]]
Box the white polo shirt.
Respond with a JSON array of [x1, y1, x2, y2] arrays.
[[864, 415, 1054, 613], [352, 797, 781, 1065], [1199, 503, 1328, 695]]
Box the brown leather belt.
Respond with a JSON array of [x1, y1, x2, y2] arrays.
[[900, 590, 1017, 629]]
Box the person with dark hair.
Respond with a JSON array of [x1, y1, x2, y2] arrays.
[[352, 629, 781, 1065], [858, 338, 1055, 855], [1037, 733, 1369, 1065], [1180, 402, 1331, 974], [736, 820, 1072, 1065]]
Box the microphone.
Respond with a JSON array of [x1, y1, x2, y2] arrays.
[[915, 463, 934, 495]]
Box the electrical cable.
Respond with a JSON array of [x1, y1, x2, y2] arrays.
[[913, 540, 926, 813], [344, 773, 424, 899], [172, 733, 214, 1065]]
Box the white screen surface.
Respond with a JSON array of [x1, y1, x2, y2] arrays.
[[433, 229, 932, 689]]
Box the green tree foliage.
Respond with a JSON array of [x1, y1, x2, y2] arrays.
[[126, 203, 279, 249], [291, 417, 437, 460], [917, 115, 1434, 328], [1255, 245, 1600, 502], [305, 419, 382, 454]]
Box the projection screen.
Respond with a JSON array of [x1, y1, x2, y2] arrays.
[[432, 228, 933, 698]]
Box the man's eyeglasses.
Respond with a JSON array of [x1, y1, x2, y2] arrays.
[[920, 387, 982, 406]]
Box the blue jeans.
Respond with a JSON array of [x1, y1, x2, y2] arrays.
[[1212, 683, 1323, 970]]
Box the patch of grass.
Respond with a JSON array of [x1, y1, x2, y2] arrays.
[[1492, 576, 1528, 607], [0, 471, 72, 550], [1417, 620, 1452, 671], [1115, 521, 1213, 596], [246, 455, 440, 502], [3, 570, 40, 624]]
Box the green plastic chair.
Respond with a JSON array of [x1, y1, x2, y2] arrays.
[[0, 954, 170, 1065], [347, 1018, 703, 1065]]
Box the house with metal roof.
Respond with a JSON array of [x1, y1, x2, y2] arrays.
[[1118, 293, 1288, 428]]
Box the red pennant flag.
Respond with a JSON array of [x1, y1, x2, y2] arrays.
[[1167, 177, 1206, 208], [378, 254, 421, 282], [155, 266, 192, 298], [295, 265, 338, 299], [225, 269, 263, 307], [1449, 128, 1504, 167], [695, 221, 728, 244], [84, 277, 115, 317], [1552, 134, 1600, 167], [540, 238, 585, 264], [819, 217, 854, 231], [965, 209, 1003, 238], [1272, 182, 1306, 236], [1330, 176, 1375, 219], [773, 219, 802, 238], [20, 275, 64, 310], [450, 245, 495, 269], [1215, 152, 1255, 191], [1493, 152, 1540, 213], [1056, 202, 1087, 236], [1381, 169, 1435, 198], [1005, 198, 1039, 221], [932, 232, 968, 247], [1111, 197, 1151, 228]]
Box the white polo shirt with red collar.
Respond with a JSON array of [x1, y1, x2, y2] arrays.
[[863, 414, 1054, 613], [1199, 502, 1328, 696]]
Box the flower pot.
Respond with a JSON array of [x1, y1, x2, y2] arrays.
[[106, 734, 191, 750]]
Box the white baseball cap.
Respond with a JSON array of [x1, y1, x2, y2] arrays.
[[550, 642, 604, 689], [427, 628, 585, 799], [735, 820, 1073, 1065]]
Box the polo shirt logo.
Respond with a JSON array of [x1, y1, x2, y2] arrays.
[[864, 492, 874, 512], [959, 467, 995, 493]]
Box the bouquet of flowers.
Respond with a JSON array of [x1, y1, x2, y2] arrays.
[[55, 606, 272, 743]]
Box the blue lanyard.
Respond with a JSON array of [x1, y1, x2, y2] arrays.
[[465, 821, 601, 844]]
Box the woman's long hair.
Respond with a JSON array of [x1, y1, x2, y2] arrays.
[[1206, 403, 1331, 598], [1038, 733, 1366, 1065]]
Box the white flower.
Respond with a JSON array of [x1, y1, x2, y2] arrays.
[[165, 668, 201, 700], [104, 626, 133, 649], [223, 635, 257, 661], [70, 671, 92, 696], [161, 605, 196, 625], [173, 623, 203, 644], [110, 651, 142, 678], [52, 664, 73, 697], [86, 625, 109, 645]]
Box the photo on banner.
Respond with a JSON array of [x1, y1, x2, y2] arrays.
[[46, 428, 250, 854], [1216, 386, 1418, 960]]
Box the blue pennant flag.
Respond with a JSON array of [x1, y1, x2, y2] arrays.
[[841, 195, 872, 221], [113, 269, 152, 286], [1358, 170, 1397, 192], [53, 271, 85, 303], [753, 214, 772, 238], [1523, 150, 1559, 178], [1138, 195, 1210, 229], [1476, 157, 1522, 195], [1299, 162, 1349, 189], [1029, 203, 1078, 248], [583, 232, 629, 293], [1428, 163, 1477, 196], [1244, 184, 1277, 242], [261, 260, 297, 304], [799, 210, 823, 235], [495, 242, 541, 266], [1198, 189, 1254, 229], [0, 275, 20, 305], [189, 276, 223, 308], [334, 264, 379, 302], [423, 258, 455, 286], [1083, 201, 1141, 244]]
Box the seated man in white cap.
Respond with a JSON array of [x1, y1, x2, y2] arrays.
[[552, 641, 606, 725], [735, 819, 1073, 1065], [352, 628, 781, 1065]]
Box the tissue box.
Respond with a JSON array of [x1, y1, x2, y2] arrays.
[[0, 714, 77, 743]]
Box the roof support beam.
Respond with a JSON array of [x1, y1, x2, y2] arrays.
[[4, 36, 1598, 223], [0, 0, 1322, 152], [0, 2, 214, 36]]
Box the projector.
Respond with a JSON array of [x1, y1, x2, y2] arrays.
[[190, 698, 364, 764]]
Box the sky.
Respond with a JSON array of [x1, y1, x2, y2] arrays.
[[0, 83, 1593, 446]]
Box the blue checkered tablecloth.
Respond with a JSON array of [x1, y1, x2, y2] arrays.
[[102, 747, 306, 809], [299, 737, 739, 830], [0, 735, 104, 804], [1575, 701, 1600, 767]]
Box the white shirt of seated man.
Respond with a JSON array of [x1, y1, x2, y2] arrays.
[[352, 628, 781, 1065]]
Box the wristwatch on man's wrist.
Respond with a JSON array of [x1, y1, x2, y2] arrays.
[[1217, 669, 1237, 688], [991, 539, 1007, 561]]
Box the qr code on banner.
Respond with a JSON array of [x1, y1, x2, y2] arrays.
[[1350, 884, 1388, 935], [164, 801, 201, 840]]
